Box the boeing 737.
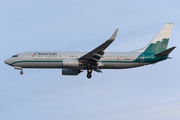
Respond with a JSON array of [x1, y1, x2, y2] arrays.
[[4, 23, 176, 78]]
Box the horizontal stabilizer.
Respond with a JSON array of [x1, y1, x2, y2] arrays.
[[154, 46, 176, 57]]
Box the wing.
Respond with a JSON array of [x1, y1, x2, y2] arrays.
[[79, 29, 118, 63]]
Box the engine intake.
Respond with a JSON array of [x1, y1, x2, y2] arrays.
[[62, 58, 79, 68]]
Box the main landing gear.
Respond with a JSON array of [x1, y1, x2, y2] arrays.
[[87, 68, 92, 79], [20, 70, 23, 75]]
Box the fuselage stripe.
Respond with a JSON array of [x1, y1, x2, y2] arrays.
[[11, 61, 62, 66], [11, 60, 148, 66]]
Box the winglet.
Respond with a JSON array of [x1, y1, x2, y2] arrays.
[[109, 29, 119, 41]]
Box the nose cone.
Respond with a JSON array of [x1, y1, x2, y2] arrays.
[[4, 59, 11, 65]]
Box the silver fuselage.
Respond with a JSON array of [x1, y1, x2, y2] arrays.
[[4, 51, 165, 70]]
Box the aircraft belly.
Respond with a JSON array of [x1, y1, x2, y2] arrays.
[[103, 62, 147, 69], [103, 62, 132, 69], [29, 62, 62, 68], [14, 62, 62, 68]]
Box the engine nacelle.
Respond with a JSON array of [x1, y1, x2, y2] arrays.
[[62, 58, 79, 68], [62, 69, 81, 75]]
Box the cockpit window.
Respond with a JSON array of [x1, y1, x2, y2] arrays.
[[12, 55, 18, 57]]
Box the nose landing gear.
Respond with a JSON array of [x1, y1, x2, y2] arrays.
[[14, 66, 23, 75]]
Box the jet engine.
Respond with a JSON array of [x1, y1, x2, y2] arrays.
[[62, 58, 79, 68], [62, 69, 82, 75]]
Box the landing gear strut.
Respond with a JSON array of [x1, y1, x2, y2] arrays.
[[20, 70, 23, 75], [87, 67, 92, 79], [14, 67, 23, 75]]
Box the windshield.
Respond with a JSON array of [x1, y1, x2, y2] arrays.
[[12, 55, 18, 57]]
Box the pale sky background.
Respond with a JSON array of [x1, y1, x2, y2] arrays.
[[1, 0, 180, 120]]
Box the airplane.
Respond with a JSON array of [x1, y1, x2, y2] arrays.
[[4, 23, 176, 79]]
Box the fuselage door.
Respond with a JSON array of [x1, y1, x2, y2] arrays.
[[140, 53, 144, 62], [24, 53, 28, 60], [24, 53, 31, 67]]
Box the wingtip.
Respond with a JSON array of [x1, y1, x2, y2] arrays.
[[171, 46, 176, 50], [109, 28, 119, 41]]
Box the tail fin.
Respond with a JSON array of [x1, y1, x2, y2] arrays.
[[135, 23, 173, 53]]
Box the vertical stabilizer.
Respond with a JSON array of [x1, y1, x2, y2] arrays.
[[135, 23, 173, 53]]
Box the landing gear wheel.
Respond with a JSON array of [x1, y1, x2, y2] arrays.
[[86, 66, 92, 79], [87, 73, 92, 79], [87, 69, 92, 73], [20, 70, 23, 75]]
